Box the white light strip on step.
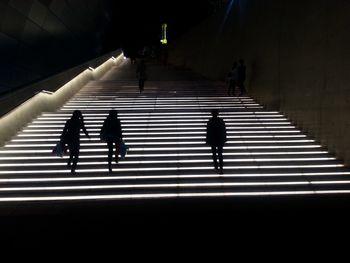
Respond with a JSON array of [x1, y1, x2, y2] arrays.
[[32, 119, 289, 124], [1, 190, 350, 202], [34, 119, 289, 124], [0, 157, 337, 167], [68, 99, 256, 103], [6, 139, 316, 146], [37, 116, 286, 121], [17, 131, 302, 137], [0, 164, 343, 174], [3, 180, 350, 192], [60, 107, 264, 111], [0, 152, 329, 161], [0, 145, 324, 154], [43, 113, 282, 117], [21, 127, 297, 132], [4, 142, 320, 148], [65, 102, 261, 106], [11, 135, 308, 142], [27, 122, 293, 128], [45, 111, 280, 115], [0, 181, 319, 192], [0, 172, 348, 183]]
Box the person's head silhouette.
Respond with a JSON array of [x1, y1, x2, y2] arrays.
[[211, 109, 219, 118], [108, 109, 118, 119], [72, 110, 82, 120]]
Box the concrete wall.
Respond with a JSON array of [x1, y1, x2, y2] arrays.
[[0, 50, 123, 147], [169, 0, 350, 164], [0, 0, 111, 94]]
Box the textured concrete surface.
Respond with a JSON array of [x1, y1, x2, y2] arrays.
[[0, 0, 111, 92], [169, 0, 350, 165]]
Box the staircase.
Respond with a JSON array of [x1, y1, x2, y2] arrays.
[[1, 60, 350, 203]]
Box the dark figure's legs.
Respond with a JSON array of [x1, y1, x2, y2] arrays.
[[139, 79, 145, 93], [107, 139, 120, 173], [228, 81, 236, 96], [211, 146, 224, 174], [115, 140, 119, 164], [211, 146, 218, 170], [218, 146, 224, 174], [238, 82, 246, 96], [107, 139, 114, 172], [67, 143, 79, 174]]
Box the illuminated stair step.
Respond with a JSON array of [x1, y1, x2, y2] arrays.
[[68, 99, 256, 103], [1, 172, 350, 183], [5, 142, 319, 150], [42, 112, 281, 117], [21, 127, 298, 133], [59, 107, 264, 111], [0, 152, 332, 161], [3, 181, 350, 193], [0, 179, 349, 192], [37, 116, 287, 121], [2, 190, 350, 202], [64, 103, 262, 107], [0, 145, 325, 155], [64, 100, 259, 104], [3, 142, 322, 150], [17, 131, 303, 137], [0, 158, 340, 168], [26, 122, 293, 129], [33, 118, 289, 123], [27, 122, 293, 129], [11, 135, 308, 142], [0, 164, 344, 175]]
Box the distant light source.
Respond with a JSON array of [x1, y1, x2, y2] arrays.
[[161, 23, 168, 45]]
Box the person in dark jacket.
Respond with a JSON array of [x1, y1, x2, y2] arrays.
[[206, 109, 227, 174], [61, 110, 90, 175], [100, 110, 123, 173]]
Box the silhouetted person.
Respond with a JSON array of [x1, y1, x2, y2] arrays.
[[237, 59, 246, 96], [227, 62, 238, 96], [136, 60, 147, 93], [206, 109, 227, 174], [61, 110, 90, 174], [100, 110, 123, 173]]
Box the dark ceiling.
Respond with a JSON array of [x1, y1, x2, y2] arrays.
[[0, 0, 225, 91]]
